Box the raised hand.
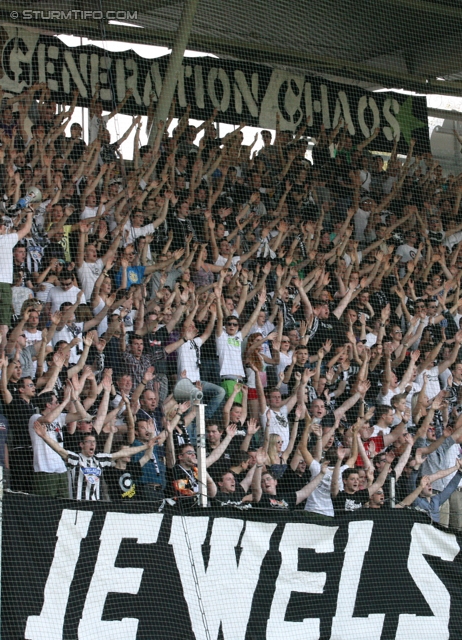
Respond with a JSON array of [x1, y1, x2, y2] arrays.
[[419, 475, 431, 488], [415, 448, 428, 466], [33, 421, 47, 439], [337, 445, 348, 460], [247, 418, 260, 436], [385, 451, 395, 464], [255, 447, 267, 466], [143, 366, 155, 383], [226, 424, 238, 438]]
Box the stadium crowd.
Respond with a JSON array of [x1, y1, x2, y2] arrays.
[[0, 81, 462, 525]]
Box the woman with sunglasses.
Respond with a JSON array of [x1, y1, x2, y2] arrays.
[[261, 406, 303, 480]]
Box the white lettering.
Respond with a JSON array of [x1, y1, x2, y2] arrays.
[[78, 512, 163, 640], [194, 65, 205, 109], [90, 54, 99, 97], [358, 95, 380, 138], [170, 516, 275, 640], [150, 61, 163, 100], [331, 520, 385, 639], [383, 97, 401, 141], [259, 69, 304, 130], [267, 523, 337, 639], [116, 58, 126, 101], [304, 82, 313, 126], [125, 59, 142, 104], [37, 43, 46, 84], [233, 70, 259, 117], [320, 84, 331, 129], [207, 67, 231, 112], [332, 91, 355, 135], [395, 523, 459, 640], [99, 56, 113, 102], [25, 510, 93, 640], [63, 51, 88, 97]]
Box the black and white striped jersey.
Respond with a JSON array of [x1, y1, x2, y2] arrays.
[[67, 451, 113, 500]]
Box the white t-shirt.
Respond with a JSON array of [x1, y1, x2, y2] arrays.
[[260, 405, 290, 451], [0, 232, 19, 284], [372, 424, 391, 436], [365, 332, 378, 348], [215, 255, 241, 275], [177, 337, 203, 382], [216, 330, 245, 377], [24, 329, 42, 346], [444, 231, 462, 252], [122, 222, 156, 260], [123, 222, 156, 246], [93, 299, 107, 337], [415, 365, 441, 400], [80, 205, 105, 221], [304, 460, 349, 517], [46, 286, 86, 313], [52, 322, 84, 364], [395, 243, 417, 264], [36, 282, 54, 303], [343, 250, 363, 267], [89, 114, 109, 143], [77, 259, 104, 300], [24, 329, 42, 377], [276, 351, 292, 396], [29, 413, 67, 474], [354, 208, 370, 243]]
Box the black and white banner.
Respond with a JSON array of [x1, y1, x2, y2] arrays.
[[0, 25, 430, 154], [3, 493, 462, 639]]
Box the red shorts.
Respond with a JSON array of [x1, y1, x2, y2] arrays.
[[247, 387, 258, 400]]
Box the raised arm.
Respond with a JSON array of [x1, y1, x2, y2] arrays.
[[33, 421, 69, 462], [295, 461, 329, 505], [206, 424, 237, 468]]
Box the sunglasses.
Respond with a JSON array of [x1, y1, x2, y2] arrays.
[[227, 322, 239, 327]]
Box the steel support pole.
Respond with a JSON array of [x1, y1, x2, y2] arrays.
[[148, 0, 200, 146], [195, 403, 208, 507]]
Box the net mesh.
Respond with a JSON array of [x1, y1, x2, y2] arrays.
[[0, 3, 462, 639]]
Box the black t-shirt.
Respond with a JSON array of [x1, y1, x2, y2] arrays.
[[4, 397, 35, 449], [258, 491, 297, 510], [66, 137, 87, 163], [278, 467, 311, 496], [196, 320, 218, 361], [214, 486, 246, 506], [284, 363, 309, 394], [105, 461, 143, 500], [143, 325, 168, 358], [206, 443, 233, 482], [310, 313, 344, 350], [166, 463, 199, 499], [332, 489, 369, 515]]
